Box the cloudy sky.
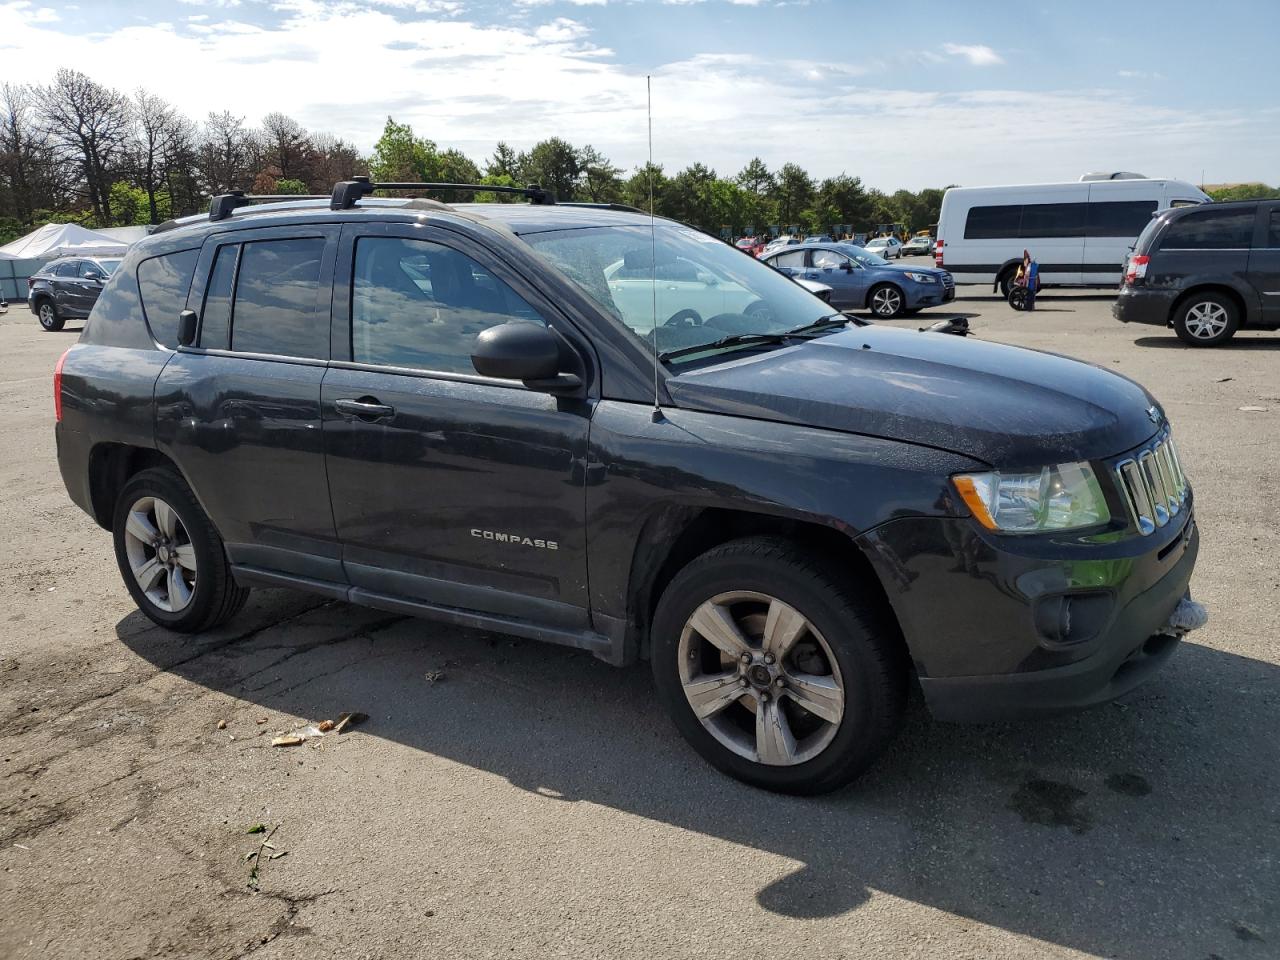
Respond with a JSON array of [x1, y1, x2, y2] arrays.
[[1, 0, 1276, 190]]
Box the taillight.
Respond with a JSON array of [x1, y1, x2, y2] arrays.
[[934, 239, 944, 267], [1124, 254, 1149, 286], [27, 277, 35, 290], [54, 347, 70, 422]]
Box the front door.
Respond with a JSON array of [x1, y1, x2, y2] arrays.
[[1248, 203, 1280, 326], [153, 226, 341, 581], [804, 248, 866, 310], [52, 260, 83, 315], [321, 223, 594, 630]]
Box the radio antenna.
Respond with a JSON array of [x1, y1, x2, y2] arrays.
[[647, 75, 663, 424]]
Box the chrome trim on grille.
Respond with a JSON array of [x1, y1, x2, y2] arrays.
[[1114, 431, 1190, 536]]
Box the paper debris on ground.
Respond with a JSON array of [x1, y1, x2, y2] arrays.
[[269, 711, 368, 746]]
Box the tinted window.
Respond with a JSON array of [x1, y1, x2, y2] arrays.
[[1086, 200, 1158, 237], [351, 237, 547, 374], [1267, 210, 1280, 248], [230, 238, 326, 358], [137, 249, 199, 346], [964, 205, 1022, 240], [198, 244, 237, 350], [78, 261, 101, 278], [1159, 209, 1255, 250], [55, 261, 79, 277], [1020, 202, 1087, 238]]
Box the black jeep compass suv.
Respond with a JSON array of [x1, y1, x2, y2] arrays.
[[54, 179, 1200, 794]]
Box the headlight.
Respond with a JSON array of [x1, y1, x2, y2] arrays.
[[902, 271, 936, 283], [953, 462, 1110, 533]]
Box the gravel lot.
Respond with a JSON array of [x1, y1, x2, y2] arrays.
[[2, 281, 1277, 960]]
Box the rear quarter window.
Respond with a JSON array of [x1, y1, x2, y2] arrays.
[[137, 249, 200, 346]]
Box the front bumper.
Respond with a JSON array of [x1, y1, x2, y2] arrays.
[[1113, 286, 1176, 326], [904, 281, 956, 309], [857, 507, 1199, 723]]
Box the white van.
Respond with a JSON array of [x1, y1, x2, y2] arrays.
[[935, 177, 1209, 293]]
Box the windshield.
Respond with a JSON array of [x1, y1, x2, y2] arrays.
[[523, 224, 839, 363], [839, 245, 891, 267]]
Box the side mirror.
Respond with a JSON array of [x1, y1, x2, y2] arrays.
[[177, 309, 198, 347], [842, 262, 854, 272], [472, 322, 581, 393], [83, 270, 104, 283]]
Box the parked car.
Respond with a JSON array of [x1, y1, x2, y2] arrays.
[[935, 176, 1208, 295], [1113, 198, 1280, 346], [734, 236, 765, 257], [803, 234, 834, 244], [27, 256, 122, 331], [901, 235, 934, 257], [55, 181, 1200, 795], [759, 235, 800, 258], [762, 242, 953, 317], [865, 236, 902, 259]]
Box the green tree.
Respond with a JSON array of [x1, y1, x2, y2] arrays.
[[486, 141, 519, 179], [517, 137, 580, 202], [772, 163, 814, 230], [368, 117, 436, 182], [274, 178, 308, 195], [622, 162, 669, 214], [577, 145, 623, 203], [736, 157, 775, 197], [1208, 182, 1279, 201]]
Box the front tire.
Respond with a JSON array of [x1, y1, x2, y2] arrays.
[[1173, 293, 1238, 346], [868, 284, 905, 318], [651, 537, 907, 794], [112, 467, 249, 632], [36, 300, 64, 331]]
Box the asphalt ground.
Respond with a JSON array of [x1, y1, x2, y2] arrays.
[[1, 277, 1277, 960]]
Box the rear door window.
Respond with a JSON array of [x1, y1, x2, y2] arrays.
[[228, 238, 327, 358], [137, 248, 200, 346], [771, 249, 807, 270], [1086, 200, 1158, 237], [1266, 210, 1280, 248], [964, 205, 1022, 240], [197, 244, 238, 350], [1159, 209, 1256, 250]]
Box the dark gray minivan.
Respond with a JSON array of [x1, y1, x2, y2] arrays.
[[1113, 199, 1280, 346]]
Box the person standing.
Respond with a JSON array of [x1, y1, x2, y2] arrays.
[[1015, 248, 1039, 311]]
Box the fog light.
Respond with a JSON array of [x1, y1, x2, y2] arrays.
[[1033, 592, 1113, 647]]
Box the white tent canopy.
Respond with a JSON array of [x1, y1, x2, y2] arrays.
[[0, 223, 129, 260]]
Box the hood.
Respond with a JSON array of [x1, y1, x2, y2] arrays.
[[666, 325, 1161, 466]]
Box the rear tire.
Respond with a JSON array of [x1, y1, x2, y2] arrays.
[[112, 467, 249, 632], [997, 269, 1016, 299], [651, 536, 907, 794], [36, 299, 64, 332], [1173, 293, 1238, 347]]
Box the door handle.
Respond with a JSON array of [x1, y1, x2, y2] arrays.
[[334, 397, 395, 421]]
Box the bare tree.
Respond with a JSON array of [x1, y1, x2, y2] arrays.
[[132, 89, 180, 224], [310, 132, 363, 189], [0, 83, 71, 224], [197, 110, 252, 194], [260, 111, 314, 186], [37, 69, 131, 223], [162, 114, 202, 218]]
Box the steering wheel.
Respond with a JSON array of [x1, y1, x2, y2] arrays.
[[663, 309, 702, 328]]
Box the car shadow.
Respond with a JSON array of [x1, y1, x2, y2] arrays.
[[117, 594, 1276, 959], [1134, 335, 1280, 350]]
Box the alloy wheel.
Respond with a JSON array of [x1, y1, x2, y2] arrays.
[[122, 495, 197, 612], [38, 303, 55, 328], [678, 591, 845, 766], [1184, 301, 1229, 339], [872, 288, 902, 317]]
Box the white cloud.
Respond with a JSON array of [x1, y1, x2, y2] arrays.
[[0, 0, 1272, 189], [941, 42, 1003, 66]]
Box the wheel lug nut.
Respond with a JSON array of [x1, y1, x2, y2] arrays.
[[760, 691, 771, 702], [763, 653, 775, 665], [775, 677, 786, 688], [740, 653, 752, 664], [739, 678, 748, 688]]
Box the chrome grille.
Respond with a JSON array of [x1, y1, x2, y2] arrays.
[[1115, 433, 1189, 535], [941, 273, 955, 290]]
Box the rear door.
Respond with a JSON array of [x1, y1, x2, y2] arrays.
[[1247, 203, 1280, 327], [153, 225, 342, 582], [1084, 191, 1158, 285], [321, 222, 594, 629], [52, 260, 81, 314], [74, 260, 107, 314]]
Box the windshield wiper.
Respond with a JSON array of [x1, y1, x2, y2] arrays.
[[657, 314, 851, 363], [780, 313, 850, 337], [658, 332, 802, 362]]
